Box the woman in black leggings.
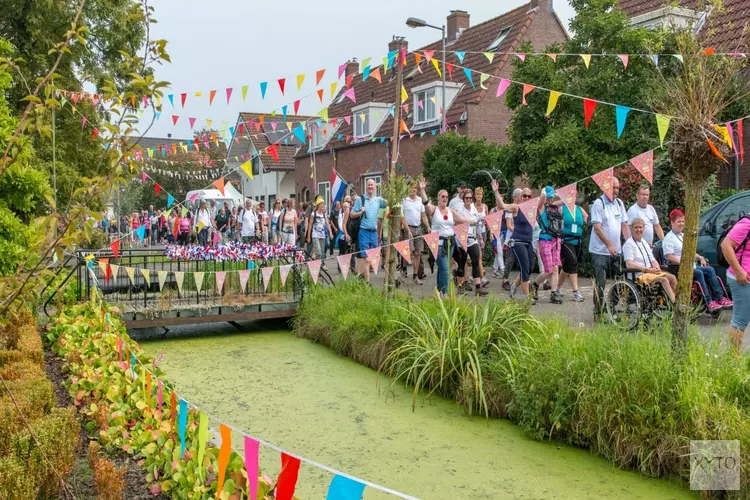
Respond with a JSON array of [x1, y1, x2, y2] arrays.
[[454, 189, 489, 296], [492, 181, 537, 301]]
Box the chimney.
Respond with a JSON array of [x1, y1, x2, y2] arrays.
[[529, 0, 553, 12], [388, 35, 408, 55], [345, 58, 359, 78], [447, 10, 470, 42]]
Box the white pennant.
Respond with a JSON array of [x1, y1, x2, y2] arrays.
[[158, 270, 168, 291], [194, 272, 205, 292], [175, 272, 185, 294]]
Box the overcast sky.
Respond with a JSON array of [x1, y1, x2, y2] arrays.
[[141, 0, 575, 140]]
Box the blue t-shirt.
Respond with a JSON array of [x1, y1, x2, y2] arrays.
[[352, 194, 386, 230], [562, 205, 584, 243]]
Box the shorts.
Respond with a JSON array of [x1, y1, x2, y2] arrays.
[[727, 276, 750, 331], [539, 238, 561, 271], [561, 240, 581, 275], [358, 228, 378, 258]]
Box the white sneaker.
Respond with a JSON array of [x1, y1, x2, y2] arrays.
[[413, 278, 424, 285], [572, 291, 585, 302], [492, 270, 501, 278], [555, 288, 564, 298], [509, 283, 517, 299]]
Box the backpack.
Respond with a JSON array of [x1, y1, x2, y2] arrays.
[[587, 195, 624, 233], [346, 206, 361, 236], [717, 215, 750, 267], [540, 204, 564, 238]]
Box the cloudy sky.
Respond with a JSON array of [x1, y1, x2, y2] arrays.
[[141, 0, 575, 140]]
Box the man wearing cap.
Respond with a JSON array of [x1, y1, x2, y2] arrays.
[[449, 181, 467, 212], [194, 199, 213, 245], [351, 178, 386, 283], [534, 186, 564, 304]]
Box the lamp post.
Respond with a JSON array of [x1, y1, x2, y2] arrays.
[[406, 17, 447, 133]]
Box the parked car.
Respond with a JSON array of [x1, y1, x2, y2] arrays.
[[697, 190, 749, 275]]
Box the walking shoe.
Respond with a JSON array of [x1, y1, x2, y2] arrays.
[[457, 284, 468, 295], [493, 270, 501, 278], [719, 297, 733, 309], [531, 283, 539, 300], [707, 300, 722, 313], [550, 294, 563, 304], [572, 291, 585, 302], [480, 278, 489, 288], [542, 281, 552, 291], [555, 288, 564, 298], [464, 282, 474, 292], [413, 277, 424, 285], [475, 287, 489, 297], [502, 280, 511, 290], [509, 283, 517, 299]]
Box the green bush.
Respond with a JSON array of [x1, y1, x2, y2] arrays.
[[0, 455, 35, 499]]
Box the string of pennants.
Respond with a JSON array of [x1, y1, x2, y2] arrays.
[[84, 291, 419, 500], [141, 165, 225, 181]]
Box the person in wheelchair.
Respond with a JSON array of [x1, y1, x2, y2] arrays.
[[663, 209, 732, 313], [622, 218, 677, 303]]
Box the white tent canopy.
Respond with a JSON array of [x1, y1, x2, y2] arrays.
[[185, 183, 244, 210]]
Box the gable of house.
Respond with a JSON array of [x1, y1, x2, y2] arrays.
[[230, 112, 314, 172]]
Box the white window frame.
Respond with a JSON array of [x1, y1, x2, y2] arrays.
[[488, 27, 511, 51], [351, 103, 391, 139], [414, 88, 437, 125], [354, 111, 370, 137], [317, 181, 331, 210]]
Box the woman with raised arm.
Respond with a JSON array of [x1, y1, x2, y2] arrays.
[[419, 178, 476, 297]]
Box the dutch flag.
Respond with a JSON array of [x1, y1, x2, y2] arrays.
[[331, 169, 347, 205]]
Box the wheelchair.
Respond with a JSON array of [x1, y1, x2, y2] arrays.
[[605, 267, 671, 330]]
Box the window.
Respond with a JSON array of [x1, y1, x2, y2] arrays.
[[268, 194, 276, 208], [355, 111, 370, 137], [715, 196, 749, 233], [363, 174, 382, 197], [487, 27, 511, 51], [317, 181, 331, 209], [415, 89, 437, 124], [251, 155, 260, 176], [312, 127, 326, 149]]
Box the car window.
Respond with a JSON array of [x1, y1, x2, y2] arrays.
[[715, 195, 749, 233]]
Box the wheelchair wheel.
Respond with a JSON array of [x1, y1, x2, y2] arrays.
[[648, 286, 671, 322], [606, 279, 641, 330]]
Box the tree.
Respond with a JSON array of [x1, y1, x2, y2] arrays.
[[422, 133, 512, 198]]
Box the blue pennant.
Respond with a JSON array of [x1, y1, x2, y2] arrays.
[[615, 105, 631, 139]]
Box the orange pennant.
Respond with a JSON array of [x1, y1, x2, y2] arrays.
[[316, 69, 325, 85], [371, 67, 382, 84], [400, 119, 410, 134], [707, 138, 728, 163], [214, 178, 225, 195], [216, 424, 232, 497], [394, 240, 411, 264], [522, 84, 534, 106], [209, 90, 217, 105], [145, 371, 152, 405], [317, 88, 324, 103]]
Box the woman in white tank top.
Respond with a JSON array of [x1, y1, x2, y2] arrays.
[[418, 178, 475, 296]]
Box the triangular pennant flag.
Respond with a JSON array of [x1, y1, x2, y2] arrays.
[[260, 82, 268, 99], [672, 54, 684, 63], [296, 74, 305, 91], [194, 272, 205, 293], [583, 99, 597, 128], [371, 66, 382, 84], [136, 224, 146, 242], [292, 125, 307, 144], [344, 87, 356, 103], [189, 117, 196, 129], [294, 99, 301, 114], [463, 68, 474, 89], [496, 79, 511, 97], [278, 78, 286, 95], [431, 58, 442, 77], [423, 49, 434, 61], [316, 69, 325, 85], [216, 424, 232, 497], [707, 138, 728, 163], [522, 84, 534, 106], [209, 89, 217, 105], [330, 82, 338, 99], [650, 54, 659, 66], [556, 183, 578, 215], [592, 167, 614, 200], [276, 453, 301, 500], [267, 143, 280, 162], [546, 53, 558, 62], [423, 231, 440, 259], [725, 122, 737, 151], [307, 260, 322, 284], [514, 53, 526, 62], [394, 240, 411, 264], [479, 73, 490, 90], [484, 211, 503, 240], [483, 52, 495, 64], [241, 85, 249, 101], [261, 267, 275, 291], [110, 264, 119, 281], [279, 265, 292, 287], [401, 85, 408, 103], [546, 91, 561, 116], [168, 94, 174, 107], [154, 183, 161, 195], [238, 270, 250, 293], [225, 87, 233, 104], [655, 114, 671, 147], [318, 108, 329, 123], [618, 54, 629, 69], [140, 268, 150, 288], [337, 254, 351, 280], [738, 119, 744, 164], [326, 475, 366, 500], [615, 105, 631, 138], [453, 223, 469, 251], [365, 248, 381, 275], [167, 194, 174, 208], [175, 272, 185, 294], [214, 178, 225, 196], [180, 93, 187, 108], [126, 266, 136, 286], [346, 73, 354, 88], [455, 51, 465, 63], [141, 170, 148, 183], [580, 54, 591, 69], [240, 160, 254, 180], [446, 62, 454, 80], [109, 239, 120, 258], [158, 270, 168, 291], [518, 197, 540, 230], [630, 150, 654, 184]]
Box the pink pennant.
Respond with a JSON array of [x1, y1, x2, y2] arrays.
[[629, 150, 654, 184], [496, 79, 511, 97], [189, 192, 199, 203], [556, 183, 578, 216], [261, 267, 274, 291], [393, 240, 411, 265], [117, 337, 123, 361], [213, 231, 220, 245], [157, 380, 163, 412], [294, 99, 301, 114], [172, 115, 179, 125], [141, 171, 148, 183], [618, 54, 629, 69], [453, 223, 469, 251], [365, 248, 381, 275], [423, 50, 435, 61], [72, 93, 80, 105], [338, 63, 347, 79], [423, 231, 440, 259], [244, 437, 259, 500], [238, 270, 250, 293], [225, 88, 233, 104], [279, 265, 292, 287], [592, 167, 615, 200], [337, 254, 351, 280], [307, 260, 322, 284], [189, 117, 196, 129], [484, 211, 503, 240], [215, 271, 226, 293], [344, 116, 351, 125], [81, 116, 87, 128], [518, 197, 540, 230], [344, 87, 356, 103], [417, 100, 424, 109], [514, 53, 526, 62], [271, 122, 277, 132]]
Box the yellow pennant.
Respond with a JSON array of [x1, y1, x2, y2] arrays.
[[401, 85, 408, 104], [175, 272, 185, 295], [297, 73, 305, 91], [241, 85, 249, 101], [431, 58, 442, 77], [140, 268, 150, 288], [195, 91, 202, 97], [197, 221, 205, 232], [206, 119, 212, 129], [193, 272, 205, 293], [330, 82, 338, 99], [125, 267, 136, 286], [712, 124, 733, 149], [480, 73, 490, 90], [483, 52, 495, 63], [546, 91, 562, 116], [655, 114, 671, 148], [240, 160, 254, 180], [158, 270, 168, 291], [580, 54, 591, 69]]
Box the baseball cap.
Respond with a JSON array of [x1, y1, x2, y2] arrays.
[[456, 181, 468, 189], [544, 186, 555, 198]]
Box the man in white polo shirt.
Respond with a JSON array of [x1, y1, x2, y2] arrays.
[[589, 177, 630, 319], [401, 185, 430, 284], [626, 184, 664, 246]]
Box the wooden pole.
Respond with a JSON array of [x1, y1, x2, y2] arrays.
[[384, 46, 404, 294]]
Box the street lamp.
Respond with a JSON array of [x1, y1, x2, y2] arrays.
[[406, 16, 447, 133]]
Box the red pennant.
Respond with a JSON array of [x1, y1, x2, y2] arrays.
[[180, 93, 187, 108], [629, 150, 654, 184], [316, 69, 325, 85], [423, 231, 440, 259], [172, 115, 179, 125], [453, 223, 469, 251], [592, 167, 614, 199], [104, 263, 112, 284], [92, 128, 99, 138], [276, 453, 301, 500], [154, 183, 161, 195], [278, 78, 286, 95], [522, 84, 534, 106], [346, 73, 354, 89], [317, 89, 324, 103], [556, 183, 578, 216], [446, 63, 454, 80], [109, 239, 120, 259], [393, 240, 411, 264], [209, 89, 217, 105], [294, 99, 301, 114], [583, 99, 597, 128], [214, 178, 225, 196], [738, 119, 744, 164], [518, 197, 540, 230], [267, 143, 280, 162]]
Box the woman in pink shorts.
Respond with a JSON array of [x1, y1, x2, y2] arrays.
[[533, 186, 564, 304]]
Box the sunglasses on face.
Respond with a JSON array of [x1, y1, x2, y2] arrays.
[[464, 196, 473, 200], [522, 194, 532, 199]]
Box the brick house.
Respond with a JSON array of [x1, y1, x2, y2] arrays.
[[294, 0, 568, 202], [617, 0, 750, 189], [225, 112, 314, 206]]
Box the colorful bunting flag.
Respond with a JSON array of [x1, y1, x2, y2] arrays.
[[393, 240, 411, 264], [241, 85, 249, 101], [296, 74, 305, 91], [738, 119, 744, 163], [454, 223, 469, 251], [278, 78, 286, 95], [655, 114, 671, 147], [522, 84, 534, 106], [546, 53, 558, 62], [630, 150, 654, 184], [194, 272, 205, 292], [216, 424, 232, 497], [261, 266, 274, 291], [479, 73, 490, 90], [225, 87, 233, 104], [178, 398, 188, 458], [518, 197, 539, 230], [316, 69, 326, 85], [135, 225, 146, 242], [197, 412, 208, 477], [279, 265, 292, 287], [109, 239, 120, 258], [401, 85, 408, 103], [326, 475, 367, 500], [307, 260, 322, 284], [140, 268, 150, 288], [424, 231, 440, 259], [618, 54, 629, 69], [175, 272, 185, 294], [615, 105, 631, 138], [238, 269, 250, 293], [180, 93, 187, 108], [276, 453, 301, 500], [267, 143, 280, 162], [240, 160, 254, 180], [337, 254, 351, 280], [463, 67, 474, 89], [592, 167, 614, 200], [110, 264, 119, 281], [215, 271, 226, 293], [365, 248, 381, 275], [344, 87, 356, 103], [260, 82, 268, 99], [514, 53, 526, 62], [455, 51, 465, 63], [583, 99, 597, 128], [245, 437, 260, 500], [158, 270, 168, 291], [214, 178, 225, 196], [496, 79, 511, 97], [484, 211, 503, 240], [546, 91, 561, 116], [431, 58, 442, 77], [556, 183, 578, 215], [707, 138, 728, 163], [580, 54, 591, 69], [209, 90, 217, 105]]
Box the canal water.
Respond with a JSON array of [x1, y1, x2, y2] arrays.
[[140, 325, 692, 500]]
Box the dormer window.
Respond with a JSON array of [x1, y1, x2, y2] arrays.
[[309, 121, 340, 152], [487, 27, 511, 51], [351, 103, 391, 138], [355, 112, 370, 136], [410, 81, 463, 130], [415, 89, 437, 124]]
